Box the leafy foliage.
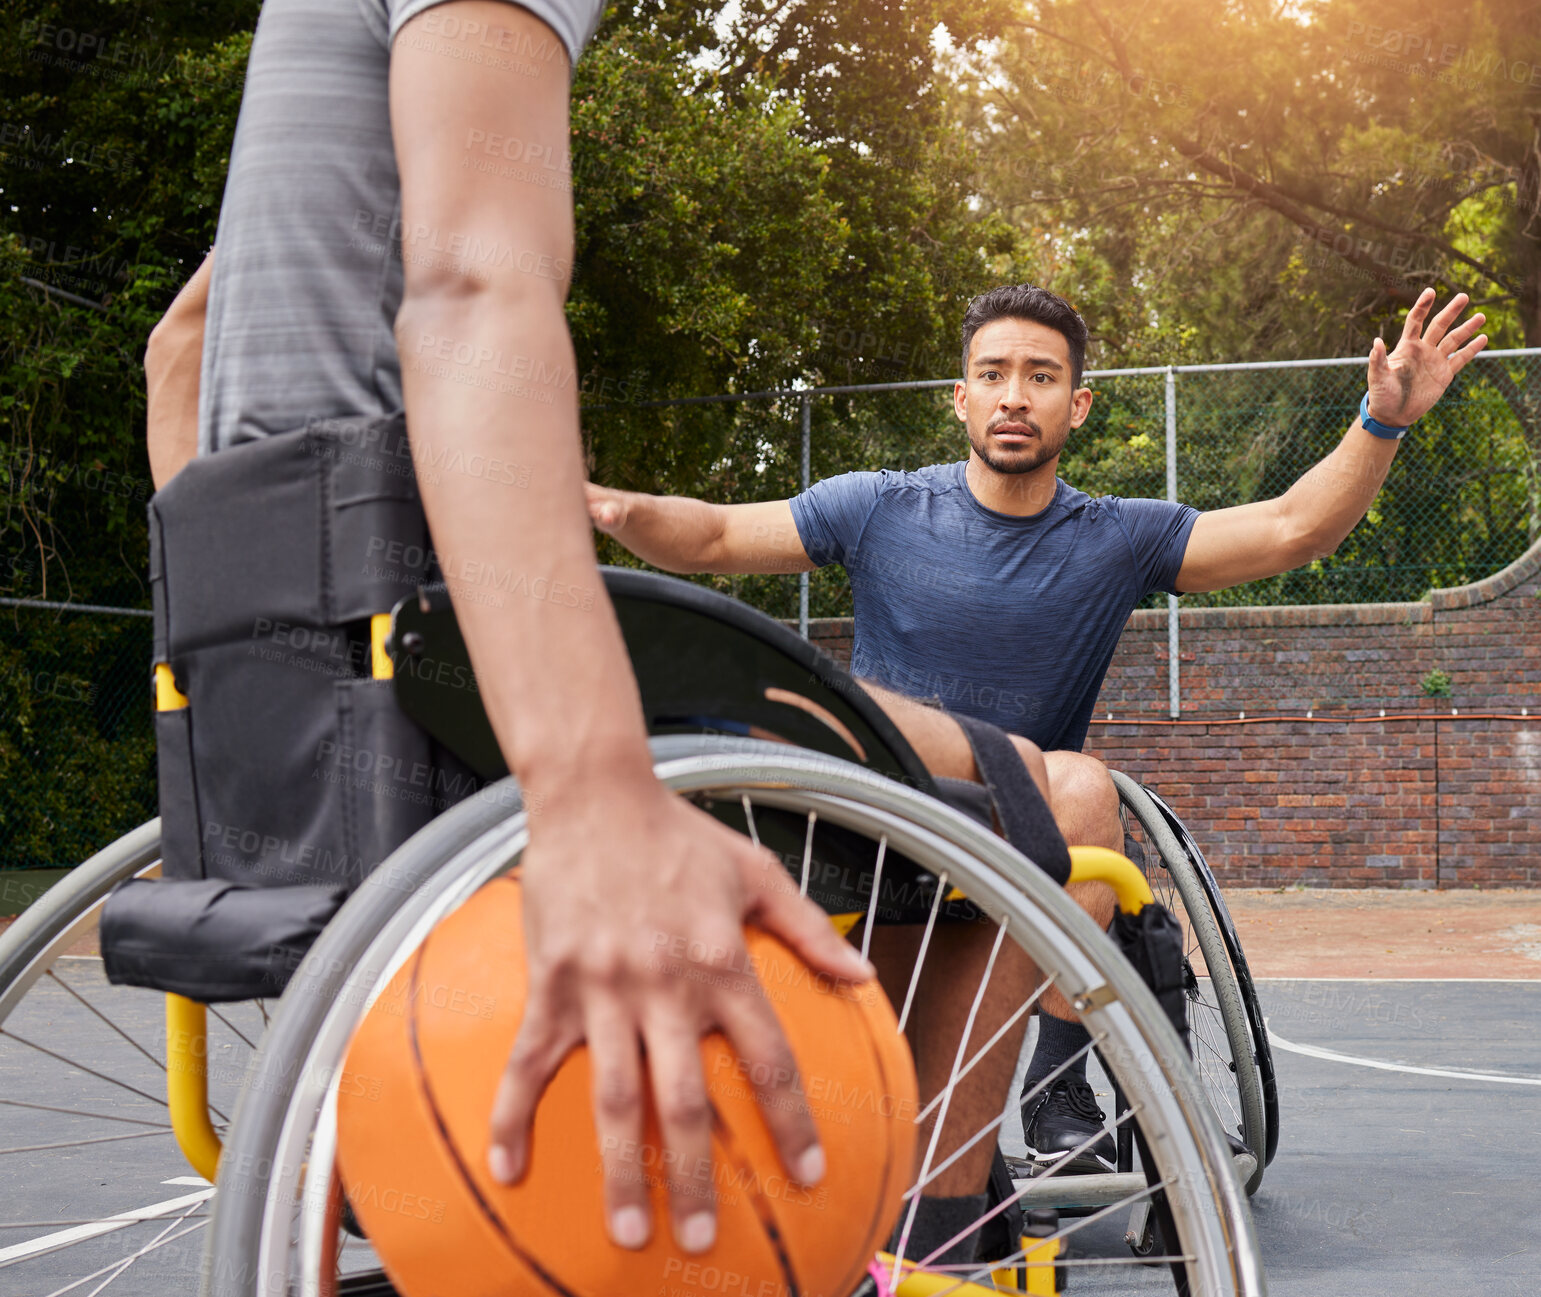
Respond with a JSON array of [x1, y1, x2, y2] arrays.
[[0, 0, 1536, 864], [0, 1, 1019, 864], [963, 0, 1541, 355], [949, 0, 1541, 597], [0, 3, 256, 867]]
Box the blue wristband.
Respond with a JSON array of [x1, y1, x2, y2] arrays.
[[1359, 391, 1409, 441]]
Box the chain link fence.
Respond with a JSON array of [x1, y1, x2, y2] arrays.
[[589, 348, 1540, 620], [2, 349, 1535, 878], [0, 599, 154, 881]]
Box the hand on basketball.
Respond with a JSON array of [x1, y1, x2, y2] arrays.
[[1365, 288, 1488, 429], [488, 775, 875, 1255]]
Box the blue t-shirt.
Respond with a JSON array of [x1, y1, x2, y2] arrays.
[[789, 462, 1199, 751]]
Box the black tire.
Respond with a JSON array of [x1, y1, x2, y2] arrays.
[[0, 818, 162, 1018], [205, 739, 1263, 1297], [1136, 783, 1279, 1168], [1111, 773, 1272, 1193]]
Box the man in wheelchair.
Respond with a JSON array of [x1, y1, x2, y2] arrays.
[[586, 281, 1487, 1174], [128, 0, 1476, 1284], [133, 0, 1097, 1277]]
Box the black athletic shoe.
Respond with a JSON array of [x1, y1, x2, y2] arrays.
[[1022, 1075, 1117, 1173]]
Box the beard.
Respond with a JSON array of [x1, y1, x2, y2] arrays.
[[968, 415, 1069, 474]]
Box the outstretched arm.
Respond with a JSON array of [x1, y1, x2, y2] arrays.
[[1176, 289, 1487, 594], [144, 248, 215, 489], [586, 484, 815, 574]]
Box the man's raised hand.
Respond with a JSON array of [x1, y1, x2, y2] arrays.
[[1366, 288, 1488, 428]]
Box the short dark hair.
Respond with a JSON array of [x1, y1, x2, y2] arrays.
[[960, 285, 1088, 387]]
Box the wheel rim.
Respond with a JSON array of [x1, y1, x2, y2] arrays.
[[1139, 851, 1251, 1146], [1113, 774, 1269, 1195], [1135, 784, 1280, 1170], [222, 745, 1259, 1297], [0, 846, 272, 1295]]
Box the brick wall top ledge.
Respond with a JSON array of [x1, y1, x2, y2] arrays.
[[1125, 533, 1541, 631], [806, 617, 855, 638], [1426, 534, 1541, 609], [1126, 601, 1430, 631]]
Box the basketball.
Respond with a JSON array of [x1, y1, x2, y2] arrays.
[[336, 873, 918, 1297]]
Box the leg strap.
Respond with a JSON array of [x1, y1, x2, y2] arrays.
[[951, 714, 1071, 887]]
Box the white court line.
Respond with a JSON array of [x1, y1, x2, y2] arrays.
[[0, 1188, 214, 1268], [1266, 1025, 1541, 1086]]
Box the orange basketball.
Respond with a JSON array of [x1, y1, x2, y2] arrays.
[[336, 874, 918, 1297]]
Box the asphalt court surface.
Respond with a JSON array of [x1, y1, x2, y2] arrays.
[[1243, 978, 1540, 1295], [4, 959, 1537, 1295]]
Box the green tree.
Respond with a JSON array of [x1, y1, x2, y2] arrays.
[[968, 1, 1540, 351], [0, 0, 1021, 861], [955, 0, 1540, 597], [1, 3, 255, 867]]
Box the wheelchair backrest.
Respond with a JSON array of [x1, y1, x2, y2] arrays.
[[388, 567, 935, 792]]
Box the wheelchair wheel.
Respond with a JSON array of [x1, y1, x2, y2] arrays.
[[0, 819, 273, 1296], [1111, 771, 1276, 1194], [206, 737, 1262, 1297]]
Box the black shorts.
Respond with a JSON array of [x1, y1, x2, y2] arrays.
[[700, 776, 996, 929]]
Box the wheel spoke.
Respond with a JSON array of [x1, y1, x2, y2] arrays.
[[40, 1217, 206, 1297], [44, 970, 165, 1073], [207, 1003, 258, 1052], [2, 1128, 175, 1157], [0, 1188, 213, 1270], [890, 915, 1009, 1279], [1125, 800, 1257, 1173], [942, 1173, 1176, 1297], [0, 1099, 171, 1130], [76, 1207, 204, 1297], [916, 1104, 1145, 1278], [0, 1217, 206, 1231], [798, 810, 816, 897], [909, 1033, 1100, 1198], [0, 1029, 168, 1109], [858, 834, 887, 963], [895, 870, 946, 1036], [1191, 1025, 1243, 1126], [913, 975, 1056, 1126]]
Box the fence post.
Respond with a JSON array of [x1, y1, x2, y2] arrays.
[[799, 393, 811, 639], [1165, 367, 1180, 719]]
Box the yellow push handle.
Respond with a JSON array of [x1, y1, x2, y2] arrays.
[[166, 994, 222, 1182], [370, 612, 394, 680], [156, 673, 217, 1179], [154, 664, 188, 711], [932, 847, 1154, 914], [1067, 845, 1154, 914], [831, 849, 1153, 937]]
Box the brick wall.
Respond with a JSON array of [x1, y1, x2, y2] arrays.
[[805, 539, 1541, 889]]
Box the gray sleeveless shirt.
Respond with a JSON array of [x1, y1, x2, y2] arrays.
[[198, 0, 603, 454]]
